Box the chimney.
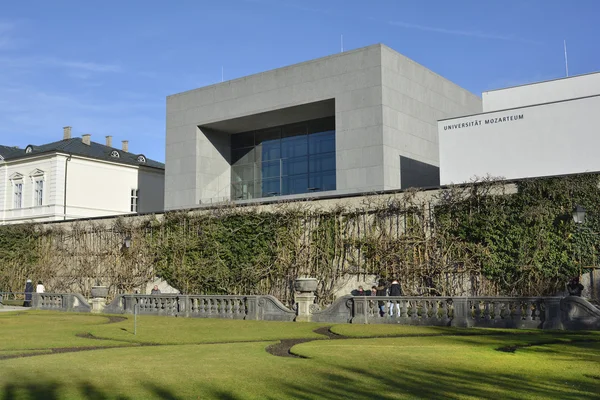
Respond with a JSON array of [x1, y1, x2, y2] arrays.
[[121, 140, 129, 152], [63, 126, 72, 140], [105, 135, 113, 147], [82, 134, 91, 146]]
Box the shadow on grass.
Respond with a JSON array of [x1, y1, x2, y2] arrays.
[[0, 380, 184, 400], [264, 364, 600, 400]]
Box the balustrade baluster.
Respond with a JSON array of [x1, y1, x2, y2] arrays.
[[525, 301, 533, 321], [411, 300, 418, 319], [400, 300, 408, 318], [473, 300, 481, 320], [512, 301, 522, 320], [422, 300, 429, 319], [483, 301, 491, 321], [441, 301, 448, 319], [533, 300, 543, 321], [493, 301, 500, 321], [432, 300, 439, 320]]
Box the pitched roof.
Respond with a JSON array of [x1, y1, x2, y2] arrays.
[[0, 138, 164, 170], [0, 145, 26, 160]]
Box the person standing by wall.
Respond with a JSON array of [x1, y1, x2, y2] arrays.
[[388, 279, 403, 317], [36, 281, 45, 293], [375, 280, 387, 317], [23, 279, 34, 307]]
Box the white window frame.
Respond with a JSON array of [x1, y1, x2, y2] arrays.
[[34, 178, 44, 206], [29, 169, 45, 207], [13, 181, 23, 209], [130, 189, 139, 213], [10, 173, 24, 209]]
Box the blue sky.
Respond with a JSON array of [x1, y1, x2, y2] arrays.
[[1, 0, 599, 162]]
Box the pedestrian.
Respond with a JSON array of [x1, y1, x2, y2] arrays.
[[375, 280, 387, 317], [567, 277, 584, 297], [389, 279, 402, 317], [23, 279, 34, 307], [151, 285, 161, 295], [36, 281, 45, 293]]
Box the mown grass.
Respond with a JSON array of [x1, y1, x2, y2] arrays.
[[0, 311, 598, 399]]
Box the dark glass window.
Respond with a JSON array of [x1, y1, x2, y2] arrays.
[[231, 116, 336, 199], [309, 171, 336, 192], [262, 178, 280, 197], [282, 156, 308, 176], [232, 131, 254, 149], [281, 135, 308, 158], [309, 152, 335, 173], [308, 131, 335, 154], [260, 160, 280, 179], [232, 181, 256, 200], [282, 174, 308, 195], [232, 165, 254, 183], [232, 147, 255, 165]]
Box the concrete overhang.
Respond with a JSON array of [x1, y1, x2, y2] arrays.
[[199, 99, 335, 134]]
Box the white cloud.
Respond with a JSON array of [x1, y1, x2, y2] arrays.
[[387, 21, 542, 45], [0, 56, 122, 74]]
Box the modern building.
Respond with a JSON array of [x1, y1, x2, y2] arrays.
[[165, 44, 481, 210], [439, 72, 600, 185], [0, 127, 165, 224]]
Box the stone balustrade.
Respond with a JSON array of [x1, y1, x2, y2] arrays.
[[32, 293, 91, 312], [28, 291, 600, 330], [105, 294, 295, 321], [350, 296, 566, 329]]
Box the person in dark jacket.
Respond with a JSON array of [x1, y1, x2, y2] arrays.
[[388, 280, 402, 316], [375, 280, 387, 317], [23, 279, 34, 307], [567, 277, 584, 297], [151, 285, 161, 295]]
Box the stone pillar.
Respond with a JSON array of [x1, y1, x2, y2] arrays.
[[543, 297, 564, 330], [451, 297, 472, 328], [90, 286, 108, 314], [295, 293, 316, 322], [91, 298, 106, 313], [294, 278, 318, 322]]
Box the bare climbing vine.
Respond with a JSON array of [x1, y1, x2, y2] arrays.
[[0, 174, 597, 306]]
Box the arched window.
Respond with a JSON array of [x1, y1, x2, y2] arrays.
[[137, 155, 146, 163], [111, 150, 120, 158]]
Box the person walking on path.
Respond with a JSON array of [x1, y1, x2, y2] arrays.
[[388, 279, 403, 317], [23, 279, 34, 307]]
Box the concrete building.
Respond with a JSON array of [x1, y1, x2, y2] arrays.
[[165, 44, 481, 210], [0, 127, 165, 224], [439, 72, 600, 185]]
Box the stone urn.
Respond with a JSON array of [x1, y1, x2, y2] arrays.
[[91, 286, 109, 299], [294, 278, 318, 293]]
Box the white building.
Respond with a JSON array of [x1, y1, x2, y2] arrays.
[[438, 72, 600, 185], [0, 127, 165, 224]]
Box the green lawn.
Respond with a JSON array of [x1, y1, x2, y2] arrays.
[[0, 311, 598, 399]]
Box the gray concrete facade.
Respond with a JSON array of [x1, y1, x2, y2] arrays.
[[165, 44, 481, 210]]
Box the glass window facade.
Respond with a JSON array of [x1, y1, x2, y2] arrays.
[[231, 117, 335, 200]]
